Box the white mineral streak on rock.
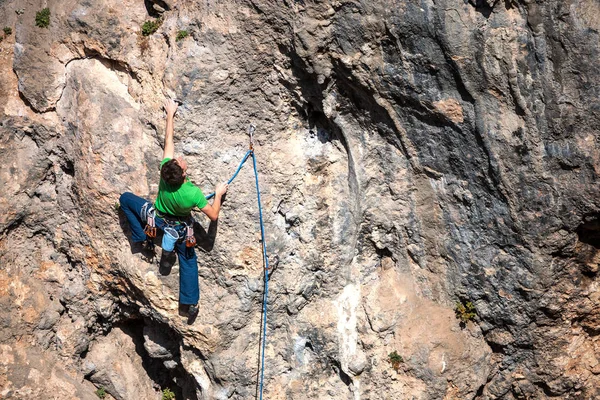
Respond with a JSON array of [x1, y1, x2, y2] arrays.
[[294, 336, 309, 365], [183, 356, 212, 399], [441, 353, 447, 373], [336, 283, 362, 399], [337, 285, 359, 361]]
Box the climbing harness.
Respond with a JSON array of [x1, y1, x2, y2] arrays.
[[202, 124, 271, 400], [153, 210, 197, 251]]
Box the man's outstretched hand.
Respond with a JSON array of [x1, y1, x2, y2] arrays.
[[216, 182, 229, 197], [200, 182, 229, 220], [164, 99, 178, 117]]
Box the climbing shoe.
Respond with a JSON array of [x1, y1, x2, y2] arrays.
[[187, 304, 199, 325]]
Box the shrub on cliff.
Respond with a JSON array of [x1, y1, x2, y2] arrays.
[[176, 30, 189, 41], [95, 387, 106, 399], [162, 388, 175, 400], [35, 8, 50, 28], [455, 300, 476, 323], [388, 351, 404, 371], [142, 19, 162, 36]]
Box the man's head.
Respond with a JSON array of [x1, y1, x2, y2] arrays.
[[161, 157, 187, 186]]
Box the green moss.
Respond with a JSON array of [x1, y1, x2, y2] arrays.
[[3, 27, 12, 36], [176, 30, 189, 41], [142, 19, 162, 36], [95, 387, 106, 399], [455, 300, 476, 323], [162, 388, 176, 400], [35, 8, 51, 28]]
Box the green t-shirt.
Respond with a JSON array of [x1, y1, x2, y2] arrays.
[[155, 158, 208, 216]]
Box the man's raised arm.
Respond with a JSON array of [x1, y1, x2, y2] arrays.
[[200, 182, 229, 221], [163, 99, 178, 160]]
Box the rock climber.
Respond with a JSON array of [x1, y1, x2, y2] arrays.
[[119, 99, 228, 322]]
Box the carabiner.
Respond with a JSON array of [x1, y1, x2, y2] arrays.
[[248, 124, 256, 150]]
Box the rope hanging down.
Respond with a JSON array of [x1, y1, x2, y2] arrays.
[[203, 125, 270, 400]]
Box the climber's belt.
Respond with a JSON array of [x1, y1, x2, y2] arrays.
[[156, 210, 193, 224], [145, 207, 196, 249]]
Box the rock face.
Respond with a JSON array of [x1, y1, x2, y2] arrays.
[[84, 325, 161, 400], [1, 0, 600, 399]]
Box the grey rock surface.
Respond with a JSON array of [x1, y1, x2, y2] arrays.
[[85, 326, 161, 400], [1, 0, 600, 399]]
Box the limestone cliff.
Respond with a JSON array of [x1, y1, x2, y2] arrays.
[[1, 0, 599, 399]]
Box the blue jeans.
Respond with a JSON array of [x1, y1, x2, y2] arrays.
[[119, 192, 199, 305]]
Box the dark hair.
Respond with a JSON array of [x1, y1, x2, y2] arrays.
[[161, 159, 185, 186]]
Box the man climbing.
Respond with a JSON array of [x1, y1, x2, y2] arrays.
[[119, 99, 228, 322]]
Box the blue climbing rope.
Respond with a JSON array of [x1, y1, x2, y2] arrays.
[[205, 149, 253, 200], [252, 150, 270, 400], [200, 130, 270, 400]]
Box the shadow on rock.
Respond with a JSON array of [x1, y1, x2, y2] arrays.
[[129, 240, 157, 263], [194, 218, 218, 252]]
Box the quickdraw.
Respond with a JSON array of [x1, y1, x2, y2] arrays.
[[144, 215, 157, 238], [185, 225, 196, 247]]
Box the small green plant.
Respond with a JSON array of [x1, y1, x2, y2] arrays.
[[388, 350, 403, 371], [35, 8, 50, 28], [95, 387, 106, 399], [141, 19, 162, 36], [162, 388, 176, 400], [455, 300, 476, 323], [3, 27, 12, 36], [176, 30, 189, 41], [16, 9, 25, 16]]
